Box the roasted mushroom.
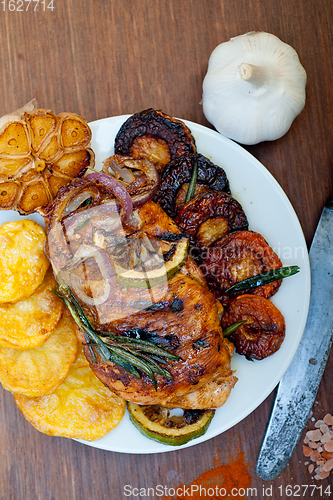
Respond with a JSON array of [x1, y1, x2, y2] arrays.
[[200, 230, 283, 305], [221, 294, 286, 360], [154, 153, 230, 219], [177, 192, 248, 254], [0, 100, 94, 214], [114, 109, 196, 171]]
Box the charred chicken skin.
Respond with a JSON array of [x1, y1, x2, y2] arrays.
[[80, 269, 236, 408]]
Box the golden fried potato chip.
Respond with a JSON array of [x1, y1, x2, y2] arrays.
[[0, 219, 49, 303], [0, 269, 63, 349], [0, 311, 78, 396], [14, 349, 126, 440]]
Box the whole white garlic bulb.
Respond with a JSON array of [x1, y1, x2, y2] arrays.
[[202, 32, 307, 145]]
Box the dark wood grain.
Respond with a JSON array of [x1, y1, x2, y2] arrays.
[[0, 1, 333, 498]]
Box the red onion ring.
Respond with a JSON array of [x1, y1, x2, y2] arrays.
[[45, 180, 103, 266], [85, 172, 133, 221], [102, 156, 160, 208], [47, 221, 72, 270], [64, 190, 98, 216], [66, 244, 116, 306], [63, 201, 122, 240], [110, 160, 136, 183], [130, 182, 159, 208], [127, 173, 148, 191]]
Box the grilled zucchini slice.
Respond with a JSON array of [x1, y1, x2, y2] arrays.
[[127, 402, 215, 446]]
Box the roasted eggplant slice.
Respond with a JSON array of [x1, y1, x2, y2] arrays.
[[221, 294, 286, 360], [200, 230, 283, 305], [154, 154, 230, 219], [177, 192, 248, 252], [114, 109, 196, 171]]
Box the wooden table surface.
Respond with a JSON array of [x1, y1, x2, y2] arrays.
[[0, 1, 333, 499]]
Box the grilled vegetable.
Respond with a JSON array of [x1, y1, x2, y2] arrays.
[[177, 191, 248, 253], [114, 235, 189, 289], [200, 230, 283, 305], [114, 109, 196, 171], [154, 154, 230, 218], [102, 155, 160, 207], [221, 294, 286, 360], [127, 402, 215, 446]]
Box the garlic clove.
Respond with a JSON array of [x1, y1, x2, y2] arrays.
[[202, 32, 307, 145]]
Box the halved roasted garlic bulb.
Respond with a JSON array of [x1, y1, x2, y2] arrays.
[[0, 99, 95, 214]]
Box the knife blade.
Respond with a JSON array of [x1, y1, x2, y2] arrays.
[[256, 199, 333, 480]]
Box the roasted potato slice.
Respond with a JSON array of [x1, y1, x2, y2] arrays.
[[114, 109, 196, 171], [0, 269, 63, 349], [0, 100, 94, 214], [154, 154, 230, 218], [0, 311, 78, 396], [0, 220, 49, 303], [14, 349, 126, 440], [221, 294, 286, 360], [201, 230, 283, 305]]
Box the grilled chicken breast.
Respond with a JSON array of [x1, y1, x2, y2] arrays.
[[74, 201, 237, 408]]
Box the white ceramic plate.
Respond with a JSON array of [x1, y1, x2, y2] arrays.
[[1, 116, 310, 454]]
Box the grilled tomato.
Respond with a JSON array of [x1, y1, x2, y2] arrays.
[[0, 99, 94, 214], [154, 153, 230, 218], [221, 295, 286, 360], [200, 230, 283, 305], [114, 109, 196, 171]]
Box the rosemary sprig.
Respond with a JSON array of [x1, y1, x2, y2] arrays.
[[225, 266, 300, 294], [55, 284, 179, 390], [223, 320, 247, 338], [185, 160, 198, 204]]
